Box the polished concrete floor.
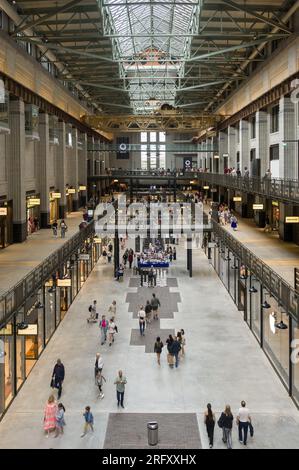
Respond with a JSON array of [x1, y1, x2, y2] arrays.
[[1, 238, 299, 449]]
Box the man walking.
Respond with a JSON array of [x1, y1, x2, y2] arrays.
[[99, 315, 108, 345], [114, 370, 127, 408], [137, 305, 146, 336], [51, 359, 65, 399], [237, 401, 251, 446], [151, 293, 161, 320], [94, 353, 104, 384]]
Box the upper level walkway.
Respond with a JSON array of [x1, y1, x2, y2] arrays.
[[0, 212, 84, 296]]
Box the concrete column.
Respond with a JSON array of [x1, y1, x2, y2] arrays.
[[228, 126, 236, 169], [37, 113, 50, 227], [256, 110, 268, 177], [211, 136, 218, 173], [280, 96, 296, 179], [71, 127, 79, 211], [218, 130, 228, 173], [240, 119, 250, 173], [8, 98, 26, 242], [57, 121, 67, 218], [79, 133, 88, 207]]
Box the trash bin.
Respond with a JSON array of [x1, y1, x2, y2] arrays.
[[147, 421, 158, 446]]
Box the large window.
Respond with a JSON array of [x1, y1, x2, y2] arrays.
[[140, 132, 166, 170], [271, 105, 279, 133]]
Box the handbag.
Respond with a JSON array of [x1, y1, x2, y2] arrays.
[[249, 422, 254, 437], [217, 413, 224, 429], [50, 377, 55, 388]]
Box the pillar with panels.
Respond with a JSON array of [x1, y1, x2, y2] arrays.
[[57, 121, 67, 219], [240, 119, 250, 173], [218, 130, 228, 173], [280, 96, 296, 179], [71, 127, 79, 212], [37, 113, 51, 228], [256, 110, 268, 177], [228, 125, 237, 170], [7, 98, 26, 242], [78, 133, 88, 207]]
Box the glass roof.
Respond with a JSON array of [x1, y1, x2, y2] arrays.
[[102, 0, 201, 113]]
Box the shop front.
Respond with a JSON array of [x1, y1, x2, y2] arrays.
[[0, 226, 101, 420], [66, 188, 76, 213], [26, 195, 41, 234], [0, 199, 13, 248], [208, 227, 297, 406], [49, 192, 60, 224]]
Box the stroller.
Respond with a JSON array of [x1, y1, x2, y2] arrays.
[[87, 305, 98, 323]]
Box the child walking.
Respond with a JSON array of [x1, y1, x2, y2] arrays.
[[81, 406, 94, 437], [55, 403, 66, 437], [96, 371, 106, 399]]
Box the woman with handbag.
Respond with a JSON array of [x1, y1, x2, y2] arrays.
[[218, 405, 234, 449]]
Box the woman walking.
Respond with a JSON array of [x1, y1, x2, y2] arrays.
[[60, 219, 67, 238], [154, 337, 164, 365], [204, 403, 215, 449], [108, 318, 116, 346], [137, 305, 146, 336], [43, 395, 58, 438], [55, 403, 66, 437], [145, 300, 152, 324], [166, 334, 174, 368], [108, 300, 117, 318], [180, 329, 186, 356], [218, 405, 234, 449]]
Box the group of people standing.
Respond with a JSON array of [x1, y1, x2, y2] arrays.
[[218, 204, 238, 231], [154, 331, 185, 368], [51, 219, 68, 238]]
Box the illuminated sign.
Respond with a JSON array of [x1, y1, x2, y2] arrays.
[[93, 238, 102, 244], [233, 197, 242, 202], [272, 201, 279, 207], [27, 198, 40, 207], [67, 189, 76, 194], [285, 217, 299, 224], [51, 192, 61, 199], [0, 207, 7, 216], [0, 324, 12, 335], [17, 324, 38, 336], [79, 254, 90, 261], [213, 155, 220, 159], [57, 279, 72, 287], [253, 204, 264, 210], [203, 186, 209, 190], [79, 186, 87, 191]]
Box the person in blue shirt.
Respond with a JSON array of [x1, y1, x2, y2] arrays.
[[81, 406, 94, 437]]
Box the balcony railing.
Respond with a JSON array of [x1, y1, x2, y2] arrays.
[[0, 221, 95, 328], [212, 220, 299, 322]]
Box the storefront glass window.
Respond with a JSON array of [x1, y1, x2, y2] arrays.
[[0, 321, 14, 417], [263, 294, 289, 385], [292, 321, 299, 405], [45, 283, 56, 344], [251, 280, 261, 342]]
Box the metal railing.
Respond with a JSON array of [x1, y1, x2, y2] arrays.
[[212, 220, 299, 322], [195, 173, 299, 204], [0, 221, 95, 328]]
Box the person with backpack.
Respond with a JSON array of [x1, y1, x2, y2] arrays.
[[204, 403, 215, 449], [99, 315, 108, 345], [145, 300, 152, 324], [154, 337, 164, 365], [81, 406, 94, 437], [151, 293, 161, 320], [218, 405, 234, 449]]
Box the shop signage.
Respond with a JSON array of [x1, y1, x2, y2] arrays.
[[272, 201, 279, 207], [67, 188, 76, 194], [213, 155, 220, 159], [52, 192, 61, 199], [79, 186, 87, 191], [57, 279, 72, 287], [211, 189, 217, 193], [233, 197, 242, 202], [27, 198, 40, 207], [17, 324, 38, 336], [253, 204, 264, 210], [93, 238, 102, 244], [79, 254, 90, 261], [0, 324, 12, 335], [203, 186, 209, 190], [285, 217, 299, 224], [0, 207, 7, 215]]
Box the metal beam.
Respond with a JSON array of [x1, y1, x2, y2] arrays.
[[220, 0, 292, 34], [13, 0, 85, 35]]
